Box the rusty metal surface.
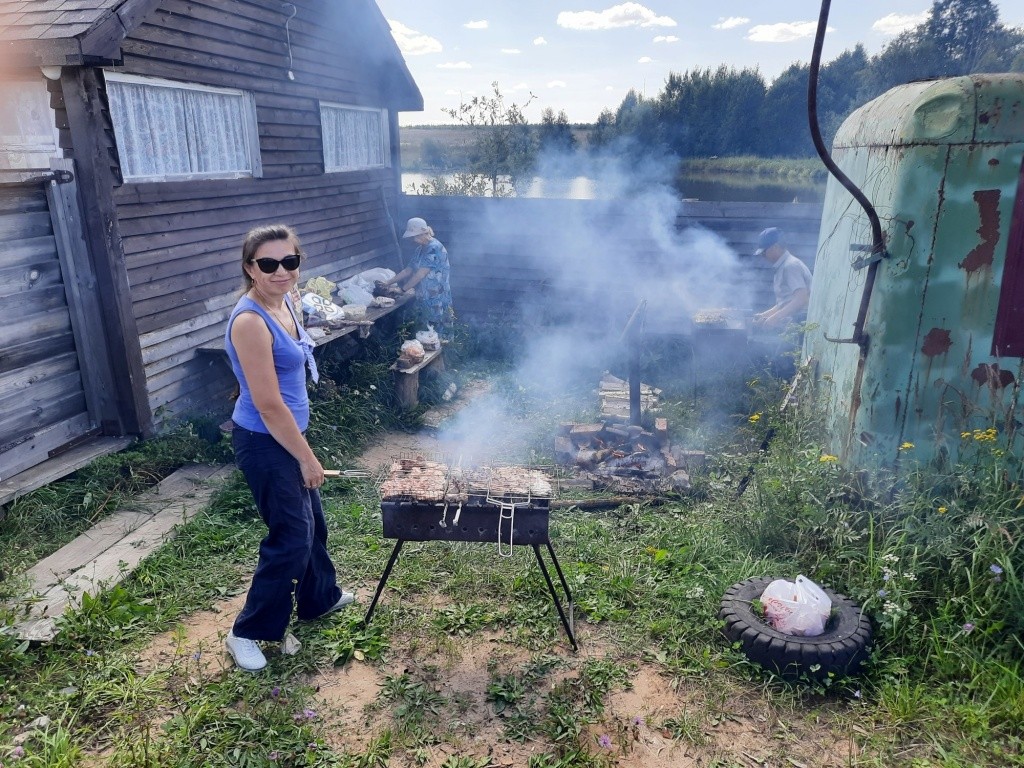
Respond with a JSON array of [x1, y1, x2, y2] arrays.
[[806, 74, 1024, 470]]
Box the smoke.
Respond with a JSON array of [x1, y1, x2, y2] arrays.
[[429, 142, 755, 462]]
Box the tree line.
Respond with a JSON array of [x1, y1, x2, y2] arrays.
[[413, 0, 1023, 196], [595, 0, 1023, 158]]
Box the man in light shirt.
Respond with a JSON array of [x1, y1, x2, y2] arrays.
[[752, 227, 812, 330]]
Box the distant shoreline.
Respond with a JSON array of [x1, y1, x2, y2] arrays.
[[398, 125, 826, 181]]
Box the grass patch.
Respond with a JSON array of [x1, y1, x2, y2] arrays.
[[679, 155, 829, 182], [1, 328, 1022, 767]]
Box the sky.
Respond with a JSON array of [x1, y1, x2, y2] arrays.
[[373, 1, 1024, 126]]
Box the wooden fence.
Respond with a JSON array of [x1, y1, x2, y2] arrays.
[[396, 195, 823, 332]]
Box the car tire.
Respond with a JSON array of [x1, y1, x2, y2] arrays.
[[719, 576, 873, 679]]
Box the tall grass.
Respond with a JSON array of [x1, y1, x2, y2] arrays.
[[680, 155, 828, 181]]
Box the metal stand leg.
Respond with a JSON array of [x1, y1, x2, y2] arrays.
[[363, 539, 404, 626], [532, 544, 577, 650]]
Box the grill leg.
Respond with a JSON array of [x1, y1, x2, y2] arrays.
[[532, 544, 577, 650], [363, 539, 404, 627]]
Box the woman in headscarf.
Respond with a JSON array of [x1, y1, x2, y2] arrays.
[[384, 216, 454, 338]]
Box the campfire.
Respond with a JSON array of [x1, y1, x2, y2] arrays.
[[554, 373, 701, 494]]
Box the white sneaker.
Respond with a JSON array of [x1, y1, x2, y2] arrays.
[[326, 591, 355, 614], [225, 632, 267, 671]]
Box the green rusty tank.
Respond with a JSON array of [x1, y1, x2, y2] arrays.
[[804, 73, 1024, 470]]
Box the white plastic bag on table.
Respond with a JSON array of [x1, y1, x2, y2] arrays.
[[760, 574, 832, 636], [356, 267, 396, 286], [338, 284, 374, 306], [337, 269, 395, 299], [300, 292, 344, 321]]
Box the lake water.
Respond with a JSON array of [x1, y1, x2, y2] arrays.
[[402, 172, 826, 204]]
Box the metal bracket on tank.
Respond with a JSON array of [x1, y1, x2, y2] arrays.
[[851, 243, 889, 270]]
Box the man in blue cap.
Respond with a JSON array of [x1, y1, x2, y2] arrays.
[[751, 227, 812, 330]]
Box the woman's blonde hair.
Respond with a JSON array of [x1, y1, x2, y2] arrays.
[[239, 223, 302, 291]]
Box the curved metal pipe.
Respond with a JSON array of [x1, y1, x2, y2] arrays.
[[807, 0, 887, 351]]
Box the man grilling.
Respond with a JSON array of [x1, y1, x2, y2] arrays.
[[751, 227, 812, 330]]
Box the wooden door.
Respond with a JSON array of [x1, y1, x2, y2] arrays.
[[0, 180, 94, 481]]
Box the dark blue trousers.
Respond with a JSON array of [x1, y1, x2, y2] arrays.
[[231, 425, 342, 641]]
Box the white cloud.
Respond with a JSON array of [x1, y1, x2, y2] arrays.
[[444, 89, 461, 96], [653, 35, 678, 43], [534, 36, 548, 45], [557, 3, 676, 31], [746, 22, 825, 43], [464, 20, 488, 29], [638, 56, 653, 63], [501, 48, 522, 54], [713, 16, 749, 30], [509, 82, 532, 91], [872, 12, 928, 36], [437, 61, 472, 69], [387, 19, 442, 56], [547, 80, 567, 88], [606, 85, 615, 90]]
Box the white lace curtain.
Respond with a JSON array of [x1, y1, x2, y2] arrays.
[[320, 105, 389, 171], [107, 78, 254, 180]]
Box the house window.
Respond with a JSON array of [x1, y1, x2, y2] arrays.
[[992, 157, 1024, 358], [105, 72, 261, 182], [0, 79, 59, 171], [320, 103, 390, 172]]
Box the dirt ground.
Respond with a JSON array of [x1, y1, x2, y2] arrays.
[[132, 384, 859, 767], [137, 595, 857, 767]]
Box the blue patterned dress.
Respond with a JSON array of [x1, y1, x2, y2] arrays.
[[409, 237, 454, 334]]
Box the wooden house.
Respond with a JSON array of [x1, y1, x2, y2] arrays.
[[0, 0, 421, 499]]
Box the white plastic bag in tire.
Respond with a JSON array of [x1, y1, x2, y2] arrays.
[[760, 575, 832, 636]]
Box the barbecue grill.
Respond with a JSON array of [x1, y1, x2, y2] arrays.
[[364, 455, 577, 648]]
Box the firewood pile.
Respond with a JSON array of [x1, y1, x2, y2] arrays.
[[553, 417, 704, 495]]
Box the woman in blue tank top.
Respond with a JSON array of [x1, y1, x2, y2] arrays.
[[223, 224, 353, 671]]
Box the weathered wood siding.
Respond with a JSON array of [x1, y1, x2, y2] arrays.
[[398, 195, 823, 328], [108, 0, 408, 424], [0, 182, 93, 480]]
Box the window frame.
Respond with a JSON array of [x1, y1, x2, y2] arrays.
[[319, 101, 391, 173], [104, 71, 262, 183]]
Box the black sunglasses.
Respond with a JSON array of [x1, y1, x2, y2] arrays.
[[249, 253, 301, 274]]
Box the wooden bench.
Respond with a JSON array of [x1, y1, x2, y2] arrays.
[[390, 347, 445, 409], [196, 293, 413, 359]]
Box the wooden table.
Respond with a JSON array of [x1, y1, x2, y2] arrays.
[[196, 293, 413, 359]]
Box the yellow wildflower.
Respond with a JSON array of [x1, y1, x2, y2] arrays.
[[937, 506, 947, 514], [819, 454, 839, 463], [748, 413, 761, 423], [960, 431, 972, 439], [899, 442, 915, 451]]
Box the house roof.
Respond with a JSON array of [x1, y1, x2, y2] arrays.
[[0, 0, 422, 111], [0, 0, 162, 66]]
